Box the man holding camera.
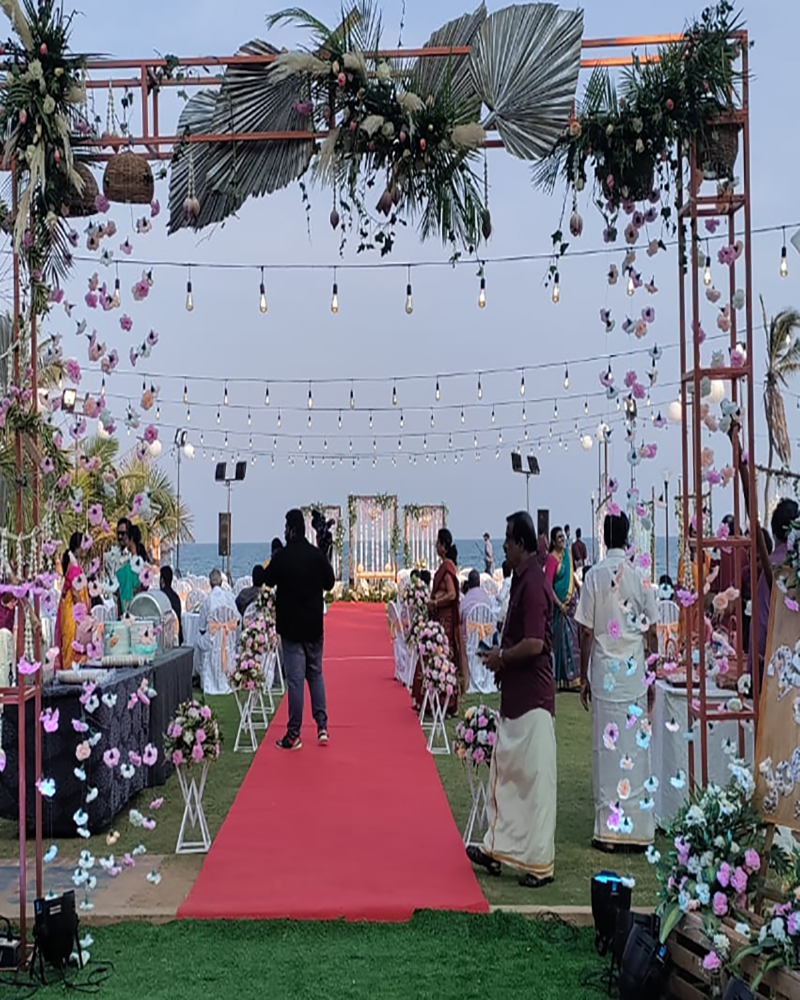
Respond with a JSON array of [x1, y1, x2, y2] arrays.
[[264, 508, 336, 751]]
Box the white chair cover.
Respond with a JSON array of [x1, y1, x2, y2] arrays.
[[40, 615, 53, 652], [464, 603, 498, 694], [200, 605, 239, 696], [658, 600, 680, 626], [92, 605, 112, 623], [480, 574, 500, 597], [0, 627, 13, 690], [234, 576, 253, 596], [388, 601, 411, 684], [185, 589, 205, 613]]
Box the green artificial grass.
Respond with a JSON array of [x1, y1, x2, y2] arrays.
[[435, 691, 663, 907], [25, 912, 606, 1000]]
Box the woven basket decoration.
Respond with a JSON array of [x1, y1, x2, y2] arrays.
[[64, 162, 99, 218], [103, 150, 155, 204]]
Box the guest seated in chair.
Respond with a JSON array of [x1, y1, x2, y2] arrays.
[[160, 565, 184, 645], [198, 568, 239, 643], [236, 564, 266, 617], [460, 569, 494, 624], [198, 568, 240, 695]]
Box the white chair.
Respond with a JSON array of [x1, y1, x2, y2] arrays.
[[200, 605, 239, 696], [185, 589, 205, 613], [480, 574, 500, 597], [388, 601, 412, 684], [92, 605, 112, 623], [0, 627, 12, 741], [234, 576, 253, 596], [658, 600, 680, 625], [464, 603, 498, 694], [40, 615, 53, 652]]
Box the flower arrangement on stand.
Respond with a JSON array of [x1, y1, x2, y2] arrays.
[[454, 705, 499, 769], [415, 620, 457, 701], [404, 574, 430, 632], [164, 699, 220, 767]]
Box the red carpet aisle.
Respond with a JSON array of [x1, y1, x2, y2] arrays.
[[178, 603, 488, 921]]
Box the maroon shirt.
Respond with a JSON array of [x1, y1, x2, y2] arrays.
[[500, 555, 555, 718]]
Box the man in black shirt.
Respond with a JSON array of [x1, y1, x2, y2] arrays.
[[160, 565, 184, 646], [264, 508, 336, 750]]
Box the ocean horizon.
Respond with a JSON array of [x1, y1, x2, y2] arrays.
[[173, 536, 682, 583]]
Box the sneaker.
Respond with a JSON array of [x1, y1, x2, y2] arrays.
[[317, 729, 329, 745], [276, 735, 302, 751]]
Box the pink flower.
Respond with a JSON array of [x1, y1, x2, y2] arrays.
[[624, 370, 637, 389], [64, 358, 82, 384], [75, 740, 91, 761], [675, 837, 690, 867], [744, 849, 760, 873], [702, 951, 721, 972], [712, 892, 728, 916], [151, 199, 160, 217], [195, 728, 206, 744], [200, 706, 212, 720], [128, 750, 142, 767], [120, 314, 133, 332], [731, 866, 748, 894], [143, 424, 158, 445], [103, 747, 120, 768], [94, 194, 110, 213], [191, 743, 204, 763], [785, 597, 799, 613], [88, 503, 104, 527], [143, 743, 158, 766], [607, 619, 621, 639], [172, 749, 185, 766], [608, 502, 621, 516]]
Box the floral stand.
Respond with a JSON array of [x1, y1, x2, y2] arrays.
[[233, 688, 267, 752], [419, 688, 450, 755], [462, 761, 490, 847], [175, 762, 212, 854]]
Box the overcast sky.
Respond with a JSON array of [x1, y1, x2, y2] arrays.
[[34, 0, 800, 544]]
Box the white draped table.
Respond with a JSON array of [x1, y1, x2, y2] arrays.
[[182, 612, 203, 679], [651, 679, 754, 827]]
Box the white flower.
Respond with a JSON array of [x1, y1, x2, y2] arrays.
[[646, 846, 661, 865], [771, 917, 787, 943], [759, 924, 768, 944], [714, 836, 726, 850], [685, 805, 705, 826], [687, 855, 702, 875], [621, 876, 636, 889], [713, 933, 730, 958], [376, 61, 391, 82], [774, 826, 800, 858], [734, 922, 751, 939]]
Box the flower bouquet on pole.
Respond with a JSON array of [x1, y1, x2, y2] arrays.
[[414, 619, 456, 754], [164, 699, 220, 854], [229, 650, 266, 753], [454, 705, 498, 846], [404, 575, 430, 635]]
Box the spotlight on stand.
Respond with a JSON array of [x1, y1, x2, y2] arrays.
[[723, 978, 755, 1000], [591, 871, 632, 956], [511, 451, 540, 512], [61, 387, 77, 413], [618, 924, 668, 1000], [32, 890, 81, 982]]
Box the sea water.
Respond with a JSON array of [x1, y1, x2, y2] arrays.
[[175, 536, 681, 583]]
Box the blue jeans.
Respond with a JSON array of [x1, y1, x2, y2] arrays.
[[282, 638, 328, 738]]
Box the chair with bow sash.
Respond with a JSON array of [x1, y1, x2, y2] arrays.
[[657, 599, 680, 656], [0, 627, 13, 741], [464, 603, 498, 694], [200, 605, 239, 696]]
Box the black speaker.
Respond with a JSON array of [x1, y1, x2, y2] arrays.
[[591, 871, 631, 955], [215, 462, 227, 482], [33, 890, 80, 974], [235, 460, 247, 482], [723, 979, 755, 1000], [537, 509, 550, 540], [511, 452, 522, 472], [618, 925, 668, 1000], [613, 910, 659, 967], [527, 455, 540, 475], [218, 512, 231, 557]]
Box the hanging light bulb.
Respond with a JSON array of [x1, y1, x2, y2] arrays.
[[223, 383, 229, 407], [155, 402, 160, 421], [185, 268, 194, 311], [324, 439, 328, 451], [369, 410, 373, 429], [584, 398, 589, 415], [498, 429, 503, 444], [100, 376, 106, 401], [520, 371, 526, 397], [392, 383, 397, 406], [264, 384, 270, 407], [298, 438, 303, 451], [373, 438, 377, 452], [331, 268, 339, 314], [553, 399, 558, 419], [478, 274, 486, 309], [348, 439, 353, 452], [430, 410, 435, 429], [349, 385, 355, 410], [781, 230, 789, 278], [460, 407, 465, 424], [338, 411, 343, 430], [522, 405, 527, 423], [307, 385, 313, 410], [183, 382, 188, 405], [491, 405, 495, 424], [200, 433, 205, 446], [277, 410, 282, 428], [112, 269, 121, 308], [398, 438, 402, 451], [272, 437, 277, 450], [626, 268, 635, 296], [563, 365, 569, 390], [405, 265, 413, 315], [224, 431, 229, 447], [448, 434, 453, 449], [247, 410, 252, 427], [186, 405, 191, 423], [307, 412, 312, 429], [216, 407, 221, 425], [399, 410, 404, 429], [549, 424, 553, 438], [249, 434, 253, 449], [477, 374, 483, 400], [259, 266, 268, 314], [703, 254, 712, 286], [423, 435, 428, 451], [574, 421, 579, 435], [435, 377, 440, 401], [551, 270, 560, 304], [473, 432, 478, 448]]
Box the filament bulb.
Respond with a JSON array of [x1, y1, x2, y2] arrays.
[[551, 271, 560, 304], [520, 373, 526, 397], [112, 277, 121, 308], [563, 366, 569, 390], [185, 279, 194, 312], [392, 384, 397, 407], [478, 276, 486, 309], [259, 280, 268, 314], [703, 256, 712, 286], [477, 375, 483, 400], [405, 283, 414, 315], [349, 387, 355, 410], [265, 385, 270, 407], [626, 270, 635, 296], [223, 384, 229, 407], [781, 245, 789, 278], [435, 378, 440, 401], [331, 280, 339, 314]]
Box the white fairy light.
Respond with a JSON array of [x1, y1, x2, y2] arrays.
[[259, 266, 268, 314]]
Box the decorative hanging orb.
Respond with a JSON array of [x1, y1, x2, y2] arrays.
[[668, 400, 683, 423], [580, 434, 593, 451], [148, 439, 162, 457], [708, 379, 725, 404]]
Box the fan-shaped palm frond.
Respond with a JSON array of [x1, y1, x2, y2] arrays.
[[469, 2, 583, 161], [410, 4, 486, 113]]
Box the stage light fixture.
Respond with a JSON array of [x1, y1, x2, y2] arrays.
[[617, 925, 668, 1000], [61, 387, 77, 413], [32, 890, 81, 981], [591, 871, 632, 956]]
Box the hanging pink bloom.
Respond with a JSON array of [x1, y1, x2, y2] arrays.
[[624, 370, 637, 389], [120, 314, 133, 332], [88, 503, 104, 527], [94, 194, 110, 214], [103, 747, 120, 768], [85, 291, 98, 309], [120, 239, 133, 255], [40, 456, 54, 474], [64, 358, 82, 383], [143, 425, 158, 445], [150, 199, 160, 217], [146, 329, 158, 347]]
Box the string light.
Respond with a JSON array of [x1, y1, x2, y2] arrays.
[[264, 384, 269, 407], [183, 382, 188, 405], [781, 228, 789, 278], [473, 432, 478, 448], [369, 410, 373, 429], [307, 412, 312, 428], [448, 434, 453, 449], [392, 383, 397, 406], [338, 411, 342, 429], [478, 274, 486, 309], [563, 365, 569, 390], [298, 438, 303, 451], [307, 385, 313, 410], [155, 401, 160, 421], [399, 410, 404, 429], [324, 438, 328, 451], [259, 266, 268, 314], [331, 268, 339, 314], [435, 377, 440, 401], [185, 267, 194, 312], [249, 434, 253, 449], [423, 435, 428, 450], [398, 438, 402, 451], [551, 270, 560, 304], [703, 251, 712, 286], [430, 410, 435, 428], [247, 409, 252, 427], [223, 383, 229, 407], [186, 405, 191, 422], [522, 404, 527, 422], [491, 405, 495, 424], [349, 385, 355, 410], [520, 371, 526, 397], [460, 407, 465, 424], [277, 410, 282, 428], [112, 267, 121, 308], [224, 431, 229, 447], [626, 268, 635, 296], [405, 265, 414, 315], [373, 438, 378, 452], [477, 374, 483, 400], [498, 429, 503, 444], [553, 399, 558, 419], [584, 398, 589, 414], [216, 407, 221, 424]]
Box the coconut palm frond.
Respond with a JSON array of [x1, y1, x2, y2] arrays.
[[167, 90, 247, 235], [116, 454, 194, 547], [265, 7, 333, 43], [412, 151, 483, 250], [409, 4, 486, 112], [202, 39, 315, 206], [765, 382, 792, 468], [470, 2, 583, 160]]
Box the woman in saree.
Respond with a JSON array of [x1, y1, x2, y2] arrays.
[[55, 532, 90, 670], [545, 526, 580, 689], [411, 528, 467, 713]]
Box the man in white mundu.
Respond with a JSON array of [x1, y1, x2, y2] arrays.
[[575, 511, 657, 852]]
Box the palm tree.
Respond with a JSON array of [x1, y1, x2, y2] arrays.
[[762, 296, 800, 515]]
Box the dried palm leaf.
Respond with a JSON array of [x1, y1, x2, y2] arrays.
[[451, 122, 486, 150], [765, 383, 791, 468], [0, 0, 33, 50], [410, 4, 486, 115], [270, 51, 330, 82], [470, 3, 583, 160]]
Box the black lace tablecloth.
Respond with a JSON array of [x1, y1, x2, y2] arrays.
[[0, 648, 193, 836]]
